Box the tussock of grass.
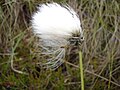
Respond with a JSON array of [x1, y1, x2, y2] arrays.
[[0, 0, 120, 89]]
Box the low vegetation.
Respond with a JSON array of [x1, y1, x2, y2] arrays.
[[0, 0, 120, 89]]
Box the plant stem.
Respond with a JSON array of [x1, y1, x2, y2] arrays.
[[79, 51, 84, 90]]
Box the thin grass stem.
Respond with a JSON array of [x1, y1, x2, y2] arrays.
[[79, 51, 84, 90]]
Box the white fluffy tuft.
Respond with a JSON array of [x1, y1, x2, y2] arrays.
[[31, 2, 82, 39], [31, 2, 83, 70]]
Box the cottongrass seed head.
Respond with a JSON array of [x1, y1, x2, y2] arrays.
[[31, 2, 84, 70]]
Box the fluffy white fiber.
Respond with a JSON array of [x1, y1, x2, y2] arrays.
[[32, 2, 82, 38], [31, 2, 83, 70]]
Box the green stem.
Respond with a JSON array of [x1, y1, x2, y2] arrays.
[[79, 51, 84, 90]]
